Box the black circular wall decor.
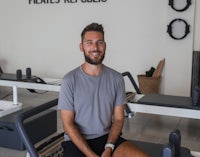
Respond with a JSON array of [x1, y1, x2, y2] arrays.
[[167, 18, 190, 40], [169, 0, 191, 12]]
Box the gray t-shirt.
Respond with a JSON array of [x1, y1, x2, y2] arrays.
[[58, 65, 127, 141]]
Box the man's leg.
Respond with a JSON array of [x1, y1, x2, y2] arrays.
[[113, 141, 149, 157]]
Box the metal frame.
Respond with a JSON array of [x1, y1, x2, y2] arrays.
[[15, 98, 58, 157], [128, 102, 200, 119]]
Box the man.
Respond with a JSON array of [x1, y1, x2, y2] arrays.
[[58, 23, 148, 157]]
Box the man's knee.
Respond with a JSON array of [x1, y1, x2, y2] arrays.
[[113, 141, 148, 157]]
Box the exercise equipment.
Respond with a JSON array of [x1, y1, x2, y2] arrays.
[[169, 129, 181, 157], [162, 143, 175, 157], [15, 99, 193, 157], [167, 18, 190, 40], [0, 107, 57, 150], [168, 0, 192, 12], [122, 71, 141, 94], [122, 72, 141, 118]]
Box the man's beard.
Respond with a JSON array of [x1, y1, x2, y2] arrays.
[[83, 51, 105, 65]]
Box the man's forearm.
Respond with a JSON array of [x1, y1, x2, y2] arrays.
[[61, 110, 98, 157], [106, 119, 124, 144], [64, 124, 97, 157], [106, 105, 125, 145]]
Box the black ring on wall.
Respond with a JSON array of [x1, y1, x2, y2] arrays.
[[169, 0, 191, 12], [167, 18, 190, 40]]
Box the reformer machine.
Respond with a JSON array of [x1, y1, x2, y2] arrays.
[[15, 98, 193, 157]]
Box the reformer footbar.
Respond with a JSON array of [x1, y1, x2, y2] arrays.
[[122, 71, 141, 94], [122, 71, 141, 117]]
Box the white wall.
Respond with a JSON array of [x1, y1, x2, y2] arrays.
[[163, 0, 195, 96], [0, 0, 199, 96]]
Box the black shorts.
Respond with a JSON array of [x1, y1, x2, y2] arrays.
[[61, 134, 126, 157]]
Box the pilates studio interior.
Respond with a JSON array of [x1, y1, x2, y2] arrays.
[[0, 0, 200, 157]]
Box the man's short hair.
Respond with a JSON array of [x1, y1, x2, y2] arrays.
[[81, 23, 104, 42]]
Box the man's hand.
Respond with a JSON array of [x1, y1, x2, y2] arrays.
[[101, 148, 112, 157]]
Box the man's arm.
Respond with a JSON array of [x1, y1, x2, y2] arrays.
[[60, 110, 99, 157], [102, 104, 125, 155]]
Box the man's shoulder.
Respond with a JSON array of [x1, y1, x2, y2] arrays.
[[64, 66, 81, 78], [61, 67, 82, 84], [104, 65, 123, 78]]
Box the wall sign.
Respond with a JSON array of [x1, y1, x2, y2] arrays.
[[167, 18, 190, 40], [29, 0, 107, 4]]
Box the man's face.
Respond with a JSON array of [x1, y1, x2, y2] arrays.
[[80, 31, 106, 65]]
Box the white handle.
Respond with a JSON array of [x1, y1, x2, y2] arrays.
[[13, 86, 18, 105]]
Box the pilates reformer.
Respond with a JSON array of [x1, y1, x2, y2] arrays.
[[15, 98, 193, 157], [122, 72, 200, 120], [130, 94, 200, 120]]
